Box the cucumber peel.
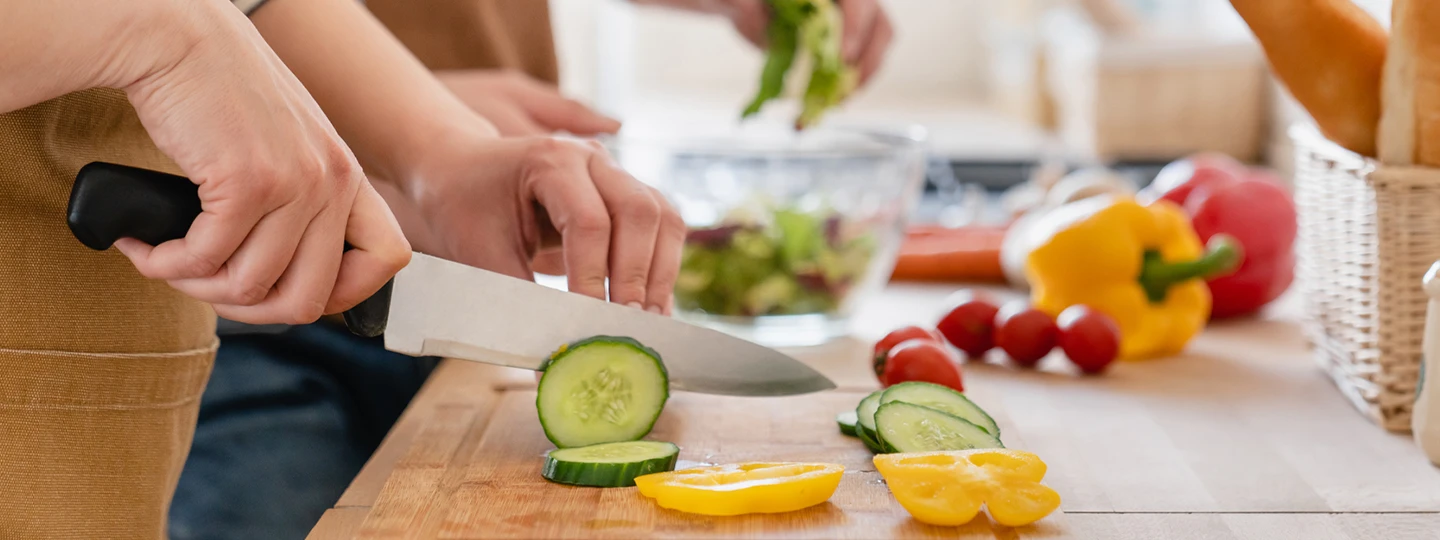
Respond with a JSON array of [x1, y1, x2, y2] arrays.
[[543, 441, 679, 487], [836, 411, 859, 437]]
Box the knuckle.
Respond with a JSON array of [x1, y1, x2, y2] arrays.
[[655, 197, 686, 231], [523, 138, 573, 168], [571, 211, 611, 238], [617, 271, 649, 290], [230, 280, 270, 306], [183, 252, 223, 278], [618, 193, 661, 223], [285, 300, 326, 326], [385, 246, 413, 274]]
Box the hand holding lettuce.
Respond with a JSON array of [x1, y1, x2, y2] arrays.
[[741, 0, 859, 129]]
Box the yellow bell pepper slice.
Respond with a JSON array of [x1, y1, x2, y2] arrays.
[[874, 449, 1060, 527], [633, 462, 844, 516]]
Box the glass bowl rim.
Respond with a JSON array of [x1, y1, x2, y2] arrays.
[[599, 125, 929, 160]]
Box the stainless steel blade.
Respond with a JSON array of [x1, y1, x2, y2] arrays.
[[384, 253, 836, 396]]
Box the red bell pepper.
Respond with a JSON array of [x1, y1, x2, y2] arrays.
[[1143, 157, 1298, 319]]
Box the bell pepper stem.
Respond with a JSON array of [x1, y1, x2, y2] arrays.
[[1138, 234, 1244, 303]]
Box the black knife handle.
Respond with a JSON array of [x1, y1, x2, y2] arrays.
[[66, 162, 391, 337]]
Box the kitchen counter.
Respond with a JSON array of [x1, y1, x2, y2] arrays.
[[306, 286, 1440, 539]]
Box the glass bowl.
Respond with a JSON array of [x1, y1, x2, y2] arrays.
[[606, 126, 928, 347]]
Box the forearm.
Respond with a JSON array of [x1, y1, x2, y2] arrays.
[[250, 0, 497, 185], [0, 0, 199, 113]]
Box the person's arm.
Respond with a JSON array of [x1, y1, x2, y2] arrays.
[[0, 0, 410, 324], [250, 0, 496, 183], [0, 0, 184, 113], [251, 0, 686, 313]]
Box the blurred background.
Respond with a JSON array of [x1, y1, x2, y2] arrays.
[[550, 0, 1392, 193]]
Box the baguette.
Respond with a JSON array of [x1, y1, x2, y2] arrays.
[[1231, 0, 1387, 157], [1379, 0, 1440, 166]]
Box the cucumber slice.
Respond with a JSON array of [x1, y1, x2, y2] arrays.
[[856, 389, 884, 435], [880, 381, 1000, 437], [856, 421, 885, 453], [875, 401, 1004, 453], [836, 411, 859, 437], [537, 336, 669, 448], [854, 390, 887, 453], [543, 441, 679, 487]]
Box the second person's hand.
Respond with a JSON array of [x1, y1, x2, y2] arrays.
[[436, 70, 622, 137]]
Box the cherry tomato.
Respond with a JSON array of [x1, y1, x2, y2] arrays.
[[873, 326, 943, 384], [1057, 306, 1121, 374], [936, 291, 1000, 359], [882, 339, 964, 392], [993, 302, 1059, 367]]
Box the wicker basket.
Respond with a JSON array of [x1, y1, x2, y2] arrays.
[[1292, 126, 1440, 432]]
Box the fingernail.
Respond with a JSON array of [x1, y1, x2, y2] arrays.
[[627, 302, 644, 311], [646, 305, 663, 315]]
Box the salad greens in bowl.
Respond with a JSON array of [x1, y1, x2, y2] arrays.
[[607, 126, 926, 346]]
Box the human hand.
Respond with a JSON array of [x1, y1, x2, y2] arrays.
[[116, 0, 411, 324], [717, 0, 894, 84], [382, 135, 684, 314], [437, 70, 621, 137]]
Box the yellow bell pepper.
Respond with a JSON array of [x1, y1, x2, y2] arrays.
[[1023, 196, 1242, 360], [874, 449, 1060, 527], [633, 462, 843, 516]]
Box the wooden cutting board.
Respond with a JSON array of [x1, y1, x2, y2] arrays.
[[313, 287, 1440, 540]]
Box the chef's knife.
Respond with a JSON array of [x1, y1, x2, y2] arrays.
[[65, 162, 837, 397]]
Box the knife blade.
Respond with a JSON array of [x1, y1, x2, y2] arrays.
[[66, 162, 837, 396]]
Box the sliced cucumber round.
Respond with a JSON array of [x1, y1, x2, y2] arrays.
[[856, 389, 884, 434], [855, 390, 887, 452], [836, 410, 859, 437], [856, 421, 885, 453], [880, 381, 1000, 437], [543, 440, 679, 487], [875, 401, 1004, 453], [537, 336, 669, 448]]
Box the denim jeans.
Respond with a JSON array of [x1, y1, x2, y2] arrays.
[[168, 323, 438, 540]]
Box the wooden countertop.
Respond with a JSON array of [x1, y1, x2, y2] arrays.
[[307, 286, 1440, 539]]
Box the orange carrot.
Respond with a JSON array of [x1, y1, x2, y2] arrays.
[[890, 226, 1008, 283]]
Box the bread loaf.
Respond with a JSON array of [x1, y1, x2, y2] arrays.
[[1231, 0, 1387, 157], [1379, 0, 1440, 166]]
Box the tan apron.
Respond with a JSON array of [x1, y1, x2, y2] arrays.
[[367, 0, 561, 84], [0, 88, 217, 539]]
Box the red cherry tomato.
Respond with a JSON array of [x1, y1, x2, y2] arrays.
[[993, 302, 1059, 367], [882, 339, 964, 392], [1057, 306, 1121, 374], [873, 326, 943, 384], [936, 291, 1000, 359]]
